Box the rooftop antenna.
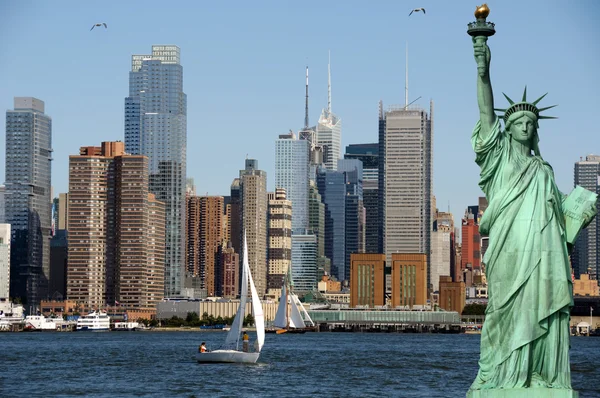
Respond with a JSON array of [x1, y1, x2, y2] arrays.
[[328, 50, 331, 113], [304, 65, 309, 130], [404, 42, 409, 109]]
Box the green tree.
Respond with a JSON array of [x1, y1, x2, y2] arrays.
[[186, 312, 200, 324], [462, 303, 487, 316], [243, 314, 254, 327]]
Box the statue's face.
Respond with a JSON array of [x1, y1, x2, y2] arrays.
[[509, 114, 536, 146]]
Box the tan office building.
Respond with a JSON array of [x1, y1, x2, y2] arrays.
[[267, 188, 292, 299], [67, 142, 165, 309], [439, 276, 466, 314], [350, 254, 386, 308], [391, 253, 427, 308], [240, 159, 268, 297]]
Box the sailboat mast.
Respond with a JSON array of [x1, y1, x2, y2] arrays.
[[286, 275, 290, 329]]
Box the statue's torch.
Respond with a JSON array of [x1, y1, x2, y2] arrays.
[[467, 4, 496, 77]]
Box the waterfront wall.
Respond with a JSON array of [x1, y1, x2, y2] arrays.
[[156, 300, 278, 321]]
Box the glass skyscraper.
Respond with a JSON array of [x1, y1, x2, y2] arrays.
[[5, 97, 52, 306], [291, 234, 317, 292], [338, 159, 365, 278], [275, 131, 310, 233], [345, 143, 378, 182], [125, 45, 187, 296], [317, 168, 346, 281], [345, 144, 379, 253]]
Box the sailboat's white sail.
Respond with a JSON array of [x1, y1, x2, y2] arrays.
[[273, 284, 288, 328], [289, 294, 306, 328], [248, 261, 265, 352], [293, 294, 314, 327], [223, 234, 249, 350]]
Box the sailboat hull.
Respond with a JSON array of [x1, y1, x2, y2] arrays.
[[196, 350, 260, 364]]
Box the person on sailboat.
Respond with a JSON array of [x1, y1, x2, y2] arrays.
[[199, 342, 208, 353], [242, 332, 249, 352]]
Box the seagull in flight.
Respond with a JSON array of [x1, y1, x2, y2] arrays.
[[90, 23, 107, 31], [409, 8, 426, 16]]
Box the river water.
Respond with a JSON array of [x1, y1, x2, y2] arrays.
[[1, 332, 599, 397]]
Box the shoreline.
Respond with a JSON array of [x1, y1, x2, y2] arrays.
[[146, 327, 257, 332]]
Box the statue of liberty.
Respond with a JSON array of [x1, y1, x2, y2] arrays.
[[467, 4, 597, 396]]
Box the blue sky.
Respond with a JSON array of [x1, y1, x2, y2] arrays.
[[1, 0, 599, 225]]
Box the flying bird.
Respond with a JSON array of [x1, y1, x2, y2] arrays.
[[90, 23, 107, 31], [409, 8, 426, 16]]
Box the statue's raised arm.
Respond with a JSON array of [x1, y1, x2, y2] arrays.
[[473, 36, 495, 138]]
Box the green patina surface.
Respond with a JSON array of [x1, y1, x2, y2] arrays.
[[467, 388, 579, 398], [466, 6, 597, 396]]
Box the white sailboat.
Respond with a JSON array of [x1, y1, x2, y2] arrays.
[[196, 232, 265, 364], [272, 271, 314, 334]]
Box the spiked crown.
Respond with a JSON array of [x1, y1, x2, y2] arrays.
[[494, 87, 557, 124]]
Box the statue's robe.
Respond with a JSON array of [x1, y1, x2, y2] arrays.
[[470, 117, 572, 389]]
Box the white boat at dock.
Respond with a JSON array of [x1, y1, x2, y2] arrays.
[[0, 303, 25, 330], [24, 315, 59, 331], [76, 311, 110, 331]]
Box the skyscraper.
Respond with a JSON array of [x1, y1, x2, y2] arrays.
[[267, 189, 292, 299], [5, 97, 52, 306], [229, 179, 241, 255], [431, 210, 453, 292], [67, 142, 165, 309], [275, 131, 310, 232], [308, 181, 330, 277], [186, 196, 202, 277], [573, 155, 600, 278], [461, 208, 481, 274], [125, 45, 187, 297], [186, 195, 224, 295], [0, 186, 5, 223], [379, 102, 433, 286], [199, 197, 224, 296], [217, 242, 239, 298], [345, 143, 378, 181], [345, 144, 379, 253], [240, 159, 268, 296], [0, 224, 10, 299], [338, 159, 365, 278], [291, 234, 318, 292], [49, 193, 68, 299], [316, 54, 342, 170], [317, 168, 346, 281]]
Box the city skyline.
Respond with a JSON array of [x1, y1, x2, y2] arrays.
[[0, 1, 599, 229]]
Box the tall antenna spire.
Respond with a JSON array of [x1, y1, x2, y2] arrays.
[[304, 65, 309, 130], [405, 42, 409, 108], [327, 50, 332, 113]]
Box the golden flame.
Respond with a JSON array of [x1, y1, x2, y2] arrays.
[[474, 4, 490, 19]]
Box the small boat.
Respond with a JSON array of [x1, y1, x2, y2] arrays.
[[76, 311, 110, 331], [269, 270, 315, 334], [196, 232, 265, 364]]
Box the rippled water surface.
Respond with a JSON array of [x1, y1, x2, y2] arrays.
[[1, 332, 599, 397]]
